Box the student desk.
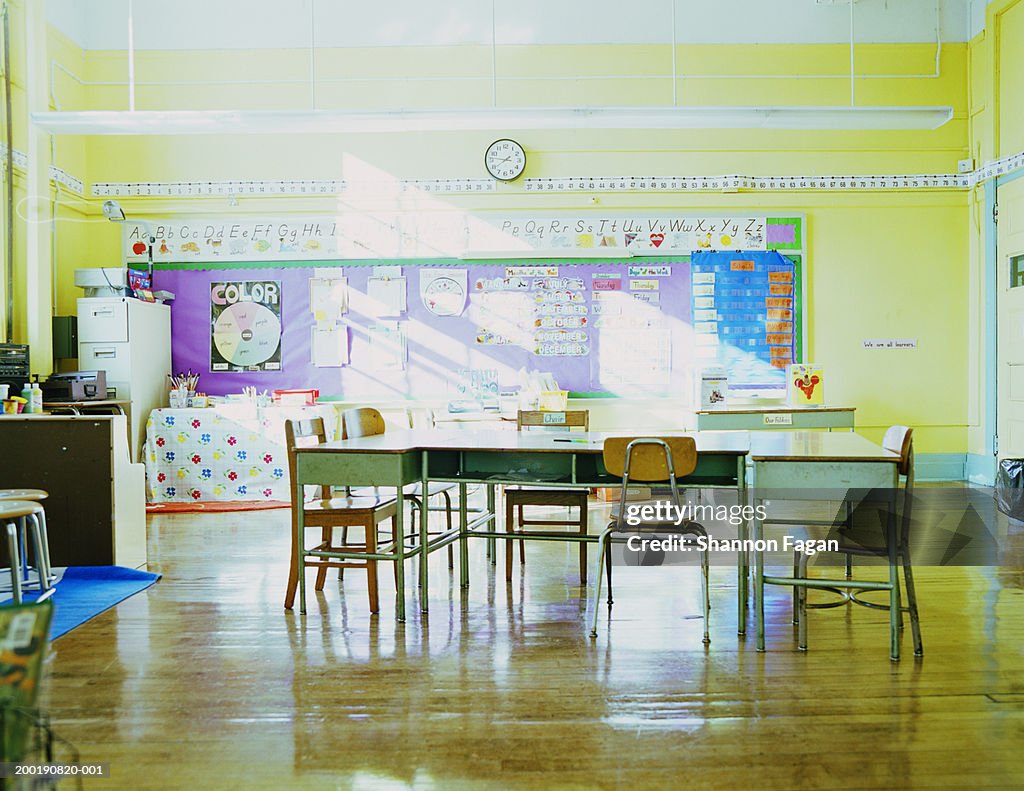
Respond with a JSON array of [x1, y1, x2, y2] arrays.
[[748, 432, 902, 657], [292, 428, 751, 624], [696, 405, 855, 431]]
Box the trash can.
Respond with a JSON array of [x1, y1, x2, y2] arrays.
[[995, 459, 1024, 520]]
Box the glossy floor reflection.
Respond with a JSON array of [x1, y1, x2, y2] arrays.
[[41, 501, 1024, 790]]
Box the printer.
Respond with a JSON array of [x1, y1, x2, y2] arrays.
[[41, 370, 108, 401]]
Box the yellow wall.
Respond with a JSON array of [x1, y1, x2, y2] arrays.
[[0, 1, 89, 360], [3, 25, 982, 454]]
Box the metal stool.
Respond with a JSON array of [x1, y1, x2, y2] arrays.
[[0, 489, 53, 588], [0, 500, 52, 603]]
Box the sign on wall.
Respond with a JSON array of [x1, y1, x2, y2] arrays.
[[210, 280, 283, 372]]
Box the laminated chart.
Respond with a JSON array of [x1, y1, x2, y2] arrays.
[[471, 268, 590, 357], [689, 251, 798, 393]]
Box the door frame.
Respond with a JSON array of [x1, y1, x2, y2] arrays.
[[984, 169, 1024, 485]]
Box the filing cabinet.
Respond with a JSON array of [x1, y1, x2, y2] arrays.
[[78, 297, 171, 460]]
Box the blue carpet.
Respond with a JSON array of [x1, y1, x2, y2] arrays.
[[12, 566, 161, 640]]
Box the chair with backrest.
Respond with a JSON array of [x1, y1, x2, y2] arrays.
[[341, 407, 455, 568], [505, 409, 591, 584], [589, 436, 710, 644], [794, 425, 922, 656], [283, 417, 399, 614]]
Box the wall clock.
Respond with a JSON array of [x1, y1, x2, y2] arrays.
[[423, 275, 466, 316], [484, 139, 526, 181]]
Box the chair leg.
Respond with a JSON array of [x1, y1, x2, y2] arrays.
[[589, 527, 614, 637], [366, 518, 380, 615], [701, 544, 710, 645], [28, 514, 50, 592], [284, 514, 300, 610], [505, 497, 516, 582], [579, 498, 588, 586], [518, 505, 526, 566], [32, 508, 53, 585], [797, 553, 810, 651], [5, 522, 22, 605], [902, 552, 923, 657], [338, 526, 348, 580], [792, 553, 801, 625], [315, 527, 331, 591], [604, 535, 614, 606]]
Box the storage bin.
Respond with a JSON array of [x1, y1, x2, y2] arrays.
[[272, 389, 319, 406], [537, 390, 568, 411]]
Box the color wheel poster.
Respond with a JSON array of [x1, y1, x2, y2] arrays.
[[210, 280, 283, 372]]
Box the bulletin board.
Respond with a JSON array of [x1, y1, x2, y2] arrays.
[[152, 251, 804, 399]]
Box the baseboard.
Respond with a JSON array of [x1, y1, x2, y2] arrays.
[[916, 453, 966, 482], [965, 453, 997, 486]]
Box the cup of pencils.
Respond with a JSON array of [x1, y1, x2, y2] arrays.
[[170, 371, 200, 408]]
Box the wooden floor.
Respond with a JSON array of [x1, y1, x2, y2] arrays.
[[41, 498, 1024, 790]]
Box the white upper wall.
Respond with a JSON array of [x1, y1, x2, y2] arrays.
[[47, 0, 973, 50]]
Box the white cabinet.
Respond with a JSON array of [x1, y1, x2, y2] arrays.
[[78, 297, 171, 460]]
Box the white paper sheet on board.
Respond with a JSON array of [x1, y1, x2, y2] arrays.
[[309, 277, 348, 322], [368, 322, 407, 370], [312, 324, 349, 367], [598, 328, 671, 386], [367, 277, 407, 317]]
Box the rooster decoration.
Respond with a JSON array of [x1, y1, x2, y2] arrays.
[[793, 371, 821, 400]]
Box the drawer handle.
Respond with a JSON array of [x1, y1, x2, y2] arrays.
[[94, 349, 117, 359], [92, 309, 115, 318]]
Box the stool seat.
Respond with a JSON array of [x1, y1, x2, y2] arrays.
[[0, 499, 51, 604], [0, 500, 44, 519], [0, 489, 48, 502]]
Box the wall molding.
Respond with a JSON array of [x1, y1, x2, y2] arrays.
[[965, 453, 998, 486], [0, 143, 85, 195], [916, 453, 967, 482]]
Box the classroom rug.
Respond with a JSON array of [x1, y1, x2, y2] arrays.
[[4, 566, 161, 640], [145, 500, 290, 514]]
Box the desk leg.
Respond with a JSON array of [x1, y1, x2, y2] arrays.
[[888, 509, 900, 661], [737, 457, 748, 636], [395, 490, 406, 623], [754, 505, 765, 652], [419, 456, 429, 613], [487, 484, 497, 565], [459, 483, 469, 588]]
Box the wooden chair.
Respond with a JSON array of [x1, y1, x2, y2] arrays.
[[505, 409, 591, 584], [589, 436, 710, 644], [341, 407, 455, 568], [795, 425, 922, 656], [283, 417, 398, 614]]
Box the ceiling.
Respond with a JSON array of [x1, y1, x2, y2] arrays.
[[45, 0, 981, 51]]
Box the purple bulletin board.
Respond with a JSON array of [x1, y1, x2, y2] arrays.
[[152, 258, 694, 398]]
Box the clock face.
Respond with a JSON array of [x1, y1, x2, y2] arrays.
[[423, 276, 466, 316], [485, 139, 526, 181]]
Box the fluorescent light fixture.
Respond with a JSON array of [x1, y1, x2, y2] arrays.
[[460, 247, 631, 259], [31, 105, 954, 134]]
